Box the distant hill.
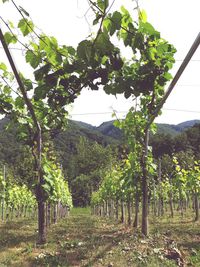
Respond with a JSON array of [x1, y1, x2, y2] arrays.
[[0, 117, 200, 148], [53, 120, 120, 163], [97, 120, 123, 140], [156, 123, 180, 136], [176, 120, 200, 131], [156, 120, 200, 136], [96, 119, 200, 139]]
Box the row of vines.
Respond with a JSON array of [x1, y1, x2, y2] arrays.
[[0, 156, 72, 225], [91, 156, 200, 222], [91, 113, 200, 227]]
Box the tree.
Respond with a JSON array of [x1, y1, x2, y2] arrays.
[[185, 124, 200, 158], [71, 136, 116, 206], [150, 133, 174, 158]]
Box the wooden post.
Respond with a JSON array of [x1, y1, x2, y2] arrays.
[[1, 165, 6, 221], [141, 129, 149, 236]]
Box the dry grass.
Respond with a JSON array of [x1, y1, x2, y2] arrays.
[[0, 208, 199, 266]]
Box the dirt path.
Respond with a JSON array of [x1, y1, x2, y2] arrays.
[[48, 208, 132, 267]]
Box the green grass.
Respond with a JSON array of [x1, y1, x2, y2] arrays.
[[0, 208, 199, 266]]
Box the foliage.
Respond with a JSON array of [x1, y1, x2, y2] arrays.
[[91, 160, 135, 206], [0, 175, 36, 213], [41, 153, 72, 208], [70, 136, 116, 206]]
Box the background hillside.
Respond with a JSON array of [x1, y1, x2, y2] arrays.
[[0, 117, 200, 147], [96, 119, 200, 140]]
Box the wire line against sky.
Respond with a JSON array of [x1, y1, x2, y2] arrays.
[[70, 108, 200, 116]]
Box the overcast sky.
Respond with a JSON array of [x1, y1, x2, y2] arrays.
[[1, 0, 200, 126]]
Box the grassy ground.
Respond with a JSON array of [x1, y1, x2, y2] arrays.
[[0, 208, 199, 266]]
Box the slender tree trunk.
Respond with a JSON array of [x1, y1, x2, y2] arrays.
[[46, 202, 51, 228], [169, 194, 174, 218], [120, 201, 125, 223], [103, 201, 107, 217], [38, 199, 46, 244], [158, 158, 162, 216], [194, 190, 199, 221], [152, 178, 157, 216], [108, 199, 111, 217], [101, 204, 104, 216], [106, 200, 109, 217], [178, 189, 184, 218], [133, 188, 139, 228], [141, 129, 149, 236], [53, 204, 57, 224], [169, 175, 174, 218], [36, 130, 46, 244], [115, 199, 119, 220], [127, 197, 132, 226], [110, 200, 114, 218], [1, 165, 6, 221]]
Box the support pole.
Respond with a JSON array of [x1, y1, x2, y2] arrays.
[[141, 32, 200, 235], [147, 32, 200, 128], [1, 165, 6, 221]]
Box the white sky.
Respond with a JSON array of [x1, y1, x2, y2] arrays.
[[0, 0, 200, 126]]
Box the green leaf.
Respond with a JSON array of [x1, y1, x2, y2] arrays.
[[67, 46, 76, 56], [0, 62, 7, 71], [139, 21, 157, 36], [3, 85, 11, 94], [49, 51, 62, 65], [15, 97, 24, 109], [34, 64, 51, 81], [124, 89, 132, 99], [97, 0, 109, 11], [2, 0, 9, 3], [103, 17, 111, 33], [34, 84, 48, 100], [8, 21, 14, 29], [42, 183, 51, 193], [120, 6, 129, 15], [18, 18, 34, 36], [133, 32, 144, 49], [4, 32, 17, 45], [24, 79, 33, 90], [139, 9, 147, 23], [95, 32, 113, 52], [77, 40, 92, 61], [58, 46, 68, 57], [163, 72, 172, 80], [18, 117, 28, 124], [111, 11, 122, 32], [93, 13, 102, 25], [104, 84, 117, 95], [25, 50, 40, 69], [101, 55, 109, 65]]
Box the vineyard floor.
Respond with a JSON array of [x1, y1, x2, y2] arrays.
[[0, 208, 199, 267]]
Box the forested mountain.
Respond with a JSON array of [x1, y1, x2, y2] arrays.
[[0, 117, 199, 146], [97, 119, 200, 139], [97, 120, 123, 139]]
